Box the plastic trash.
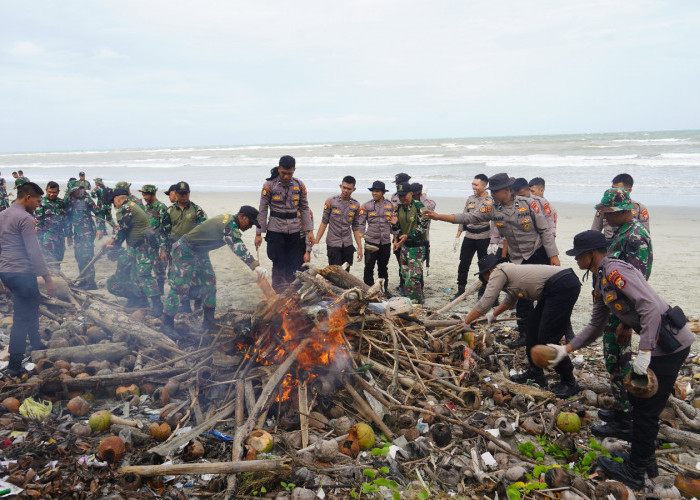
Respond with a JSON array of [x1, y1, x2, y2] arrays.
[[19, 397, 52, 420]]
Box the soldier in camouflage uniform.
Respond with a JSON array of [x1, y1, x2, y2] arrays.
[[592, 173, 650, 239], [65, 185, 105, 289], [91, 178, 115, 230], [139, 184, 169, 293], [103, 189, 162, 314], [0, 171, 9, 211], [34, 181, 68, 272], [591, 187, 653, 441], [389, 182, 428, 303], [161, 206, 266, 341]]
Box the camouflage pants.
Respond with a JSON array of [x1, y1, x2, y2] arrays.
[[164, 240, 215, 316], [107, 244, 160, 299], [603, 315, 633, 412], [74, 231, 96, 284], [39, 233, 65, 272], [399, 245, 424, 303]]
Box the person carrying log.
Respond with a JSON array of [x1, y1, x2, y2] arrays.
[[161, 206, 267, 340]]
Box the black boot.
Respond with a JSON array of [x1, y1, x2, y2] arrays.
[[201, 307, 216, 331], [193, 298, 203, 311], [29, 334, 47, 351], [598, 409, 617, 422], [452, 287, 465, 301], [596, 456, 645, 490], [592, 411, 633, 440], [510, 368, 548, 388], [178, 300, 192, 313], [506, 335, 527, 348], [126, 295, 139, 308], [6, 354, 24, 377], [611, 450, 658, 478], [157, 279, 165, 295], [149, 296, 163, 317], [552, 379, 581, 399], [79, 280, 97, 290], [160, 314, 180, 341], [135, 296, 150, 308]]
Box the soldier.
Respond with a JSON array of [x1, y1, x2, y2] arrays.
[[462, 254, 582, 398], [255, 156, 313, 292], [313, 176, 363, 269], [390, 173, 411, 294], [589, 188, 653, 441], [389, 182, 428, 303], [453, 174, 492, 299], [548, 230, 692, 489], [76, 171, 91, 191], [164, 184, 178, 204], [357, 181, 394, 288], [34, 181, 68, 272], [139, 184, 169, 293], [115, 181, 141, 206], [161, 207, 267, 340], [411, 183, 435, 278], [103, 189, 162, 314], [91, 178, 114, 230], [425, 172, 560, 348], [592, 173, 650, 239], [65, 185, 105, 289], [529, 177, 557, 237], [0, 170, 9, 211]]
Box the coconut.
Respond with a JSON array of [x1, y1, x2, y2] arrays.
[[97, 436, 125, 463], [115, 384, 140, 399], [71, 423, 92, 436], [556, 412, 581, 433], [530, 344, 558, 369], [350, 423, 375, 450], [66, 396, 91, 416], [2, 397, 20, 414], [148, 422, 171, 441], [184, 440, 205, 461], [89, 410, 112, 432], [246, 430, 274, 453], [314, 439, 338, 461]]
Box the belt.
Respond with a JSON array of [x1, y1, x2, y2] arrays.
[[270, 210, 298, 220], [465, 225, 490, 234], [545, 268, 575, 288]]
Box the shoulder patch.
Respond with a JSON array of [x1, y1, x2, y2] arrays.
[[324, 201, 330, 210], [543, 203, 551, 215], [608, 270, 626, 289], [359, 207, 366, 215], [530, 201, 540, 213], [640, 209, 649, 221]]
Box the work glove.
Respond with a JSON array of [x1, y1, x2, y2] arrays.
[[312, 245, 321, 258], [254, 266, 268, 279], [485, 311, 495, 325], [633, 350, 651, 375], [546, 344, 569, 368], [452, 237, 460, 253], [487, 244, 499, 255]]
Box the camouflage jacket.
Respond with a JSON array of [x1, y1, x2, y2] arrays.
[[142, 200, 168, 228], [65, 195, 106, 236], [391, 200, 427, 243], [90, 185, 115, 225], [160, 201, 207, 250], [607, 219, 652, 280], [34, 197, 68, 240], [0, 177, 9, 209]]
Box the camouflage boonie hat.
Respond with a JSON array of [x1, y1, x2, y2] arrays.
[[94, 177, 103, 183], [115, 181, 131, 191], [596, 187, 634, 213], [139, 184, 157, 194], [14, 178, 28, 188], [69, 184, 84, 195]]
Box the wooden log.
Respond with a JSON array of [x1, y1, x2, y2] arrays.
[[49, 365, 187, 392], [427, 280, 482, 319], [486, 373, 555, 400], [119, 459, 289, 477], [658, 425, 700, 449], [344, 380, 394, 439], [31, 342, 130, 364], [37, 276, 74, 302], [318, 265, 370, 292], [73, 245, 107, 283]]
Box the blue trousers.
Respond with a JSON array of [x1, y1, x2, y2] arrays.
[[0, 273, 41, 356]]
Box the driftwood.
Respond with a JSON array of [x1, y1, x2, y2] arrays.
[[658, 425, 700, 448], [51, 365, 188, 392], [73, 246, 107, 283], [119, 459, 289, 477], [486, 373, 555, 400], [344, 379, 393, 439], [31, 342, 130, 364], [428, 280, 482, 319], [318, 265, 370, 292]]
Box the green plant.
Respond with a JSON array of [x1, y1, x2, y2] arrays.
[[370, 435, 392, 457], [252, 486, 267, 496], [280, 481, 295, 492], [351, 466, 400, 499], [506, 479, 548, 500]]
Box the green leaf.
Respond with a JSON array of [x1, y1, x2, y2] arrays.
[[387, 480, 398, 490], [362, 483, 375, 494], [363, 469, 376, 479], [418, 489, 430, 500], [612, 456, 624, 463], [379, 466, 390, 474], [662, 442, 672, 449], [260, 487, 266, 493], [374, 478, 390, 487], [351, 491, 357, 499], [371, 448, 382, 456], [393, 492, 401, 500], [506, 484, 522, 500]]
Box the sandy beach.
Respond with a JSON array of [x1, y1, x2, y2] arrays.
[[58, 190, 698, 337]]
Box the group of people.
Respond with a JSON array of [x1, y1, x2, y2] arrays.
[[0, 156, 694, 491]]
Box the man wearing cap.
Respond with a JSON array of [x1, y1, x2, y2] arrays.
[[461, 254, 581, 398], [313, 176, 363, 269], [389, 182, 428, 303], [0, 182, 57, 377], [0, 170, 9, 211], [390, 173, 411, 293], [528, 177, 557, 237], [592, 173, 650, 239], [103, 189, 162, 315], [140, 185, 169, 293], [76, 172, 91, 191], [357, 181, 394, 288], [411, 183, 435, 278], [65, 184, 106, 289], [34, 181, 68, 272], [590, 187, 653, 441], [547, 230, 692, 489], [426, 172, 559, 347], [161, 207, 266, 340], [454, 174, 493, 299], [164, 185, 178, 204], [255, 156, 313, 292]]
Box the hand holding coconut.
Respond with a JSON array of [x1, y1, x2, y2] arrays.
[[632, 350, 651, 375], [546, 344, 570, 368]]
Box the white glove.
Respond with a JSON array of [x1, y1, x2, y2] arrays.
[[485, 311, 495, 325], [254, 266, 268, 279], [633, 350, 651, 375], [452, 237, 460, 253], [312, 245, 321, 258], [487, 244, 499, 255], [546, 344, 569, 368]]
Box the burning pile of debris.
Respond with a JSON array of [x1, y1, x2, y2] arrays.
[[1, 266, 700, 499]]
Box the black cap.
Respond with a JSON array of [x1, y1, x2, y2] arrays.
[[238, 205, 261, 228], [566, 230, 608, 257], [394, 172, 411, 183], [368, 180, 387, 192], [79, 171, 86, 176], [396, 182, 412, 196], [164, 184, 177, 194], [488, 173, 515, 191], [511, 177, 529, 193], [474, 254, 502, 275], [410, 183, 423, 196], [109, 188, 129, 204], [279, 155, 296, 169], [175, 181, 190, 194]]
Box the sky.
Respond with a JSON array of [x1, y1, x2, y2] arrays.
[[1, 0, 699, 152]]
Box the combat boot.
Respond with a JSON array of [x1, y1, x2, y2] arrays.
[[506, 334, 527, 348], [28, 334, 47, 351], [6, 354, 25, 377], [193, 298, 203, 311], [596, 456, 645, 490], [157, 279, 165, 295], [178, 301, 192, 313], [611, 450, 658, 478], [125, 295, 139, 308], [201, 307, 216, 331], [160, 314, 180, 341], [552, 379, 581, 399], [135, 296, 150, 308], [510, 368, 548, 388], [149, 296, 163, 317], [592, 411, 632, 440]]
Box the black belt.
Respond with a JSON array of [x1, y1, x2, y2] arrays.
[[465, 226, 490, 234], [270, 211, 298, 220]]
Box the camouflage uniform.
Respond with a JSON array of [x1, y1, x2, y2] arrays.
[[140, 185, 169, 289], [597, 188, 653, 412], [0, 177, 9, 211], [107, 200, 160, 299], [34, 195, 68, 272], [391, 191, 428, 303], [164, 214, 258, 315], [65, 187, 106, 287], [91, 178, 115, 230]]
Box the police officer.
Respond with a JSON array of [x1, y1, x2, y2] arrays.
[[161, 207, 266, 340], [313, 176, 363, 269], [357, 181, 394, 288], [65, 185, 105, 289], [34, 181, 68, 272], [104, 189, 162, 315], [389, 182, 428, 303], [592, 173, 650, 239], [453, 174, 492, 299], [411, 183, 435, 278], [255, 156, 313, 292], [529, 177, 557, 237], [513, 178, 556, 238], [548, 230, 693, 490], [140, 184, 169, 293], [0, 170, 9, 211], [590, 188, 653, 441], [462, 254, 581, 398], [426, 172, 560, 347]]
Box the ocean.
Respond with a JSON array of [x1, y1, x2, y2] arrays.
[[2, 130, 699, 207]]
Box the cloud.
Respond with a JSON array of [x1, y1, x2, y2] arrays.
[[8, 41, 45, 58], [95, 47, 127, 60]]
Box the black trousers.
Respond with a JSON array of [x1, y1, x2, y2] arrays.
[[630, 346, 690, 463], [363, 243, 391, 287], [524, 269, 581, 380], [457, 238, 489, 293], [515, 246, 550, 334], [327, 245, 355, 270], [0, 272, 41, 356], [393, 247, 403, 287], [423, 241, 431, 268], [265, 231, 305, 292]]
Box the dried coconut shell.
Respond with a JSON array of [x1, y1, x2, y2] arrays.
[[2, 397, 20, 414], [97, 436, 125, 463]]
